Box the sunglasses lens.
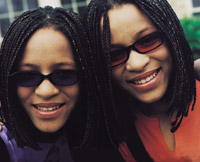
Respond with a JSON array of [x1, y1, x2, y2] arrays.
[[11, 72, 41, 87], [110, 32, 163, 67], [135, 32, 163, 53], [111, 50, 128, 67], [10, 70, 78, 87], [51, 70, 78, 86]]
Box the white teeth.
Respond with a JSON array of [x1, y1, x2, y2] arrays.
[[36, 106, 59, 111], [134, 71, 158, 85], [141, 79, 146, 84]]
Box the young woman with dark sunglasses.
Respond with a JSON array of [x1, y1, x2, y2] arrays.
[[0, 6, 110, 162], [84, 0, 200, 161]]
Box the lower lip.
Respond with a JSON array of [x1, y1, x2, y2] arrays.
[[128, 70, 160, 91], [34, 106, 64, 119]]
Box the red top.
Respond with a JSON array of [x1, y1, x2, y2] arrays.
[[119, 81, 200, 162]]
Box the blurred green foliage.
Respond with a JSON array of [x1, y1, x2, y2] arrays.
[[180, 17, 200, 60]]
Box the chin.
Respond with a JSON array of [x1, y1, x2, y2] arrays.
[[35, 124, 64, 133], [39, 128, 61, 133], [136, 94, 164, 104]]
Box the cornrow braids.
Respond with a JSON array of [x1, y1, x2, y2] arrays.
[[0, 6, 101, 150], [84, 0, 196, 161]]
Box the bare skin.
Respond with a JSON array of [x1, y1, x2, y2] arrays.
[[0, 122, 3, 131], [141, 102, 175, 151], [195, 59, 200, 80]]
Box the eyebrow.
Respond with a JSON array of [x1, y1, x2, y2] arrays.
[[19, 63, 39, 70], [51, 62, 76, 69], [110, 27, 154, 48], [20, 62, 76, 70]]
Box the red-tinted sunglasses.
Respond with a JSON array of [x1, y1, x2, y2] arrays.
[[110, 31, 164, 67]]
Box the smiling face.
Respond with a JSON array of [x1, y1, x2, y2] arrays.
[[17, 27, 79, 133], [106, 4, 172, 104]]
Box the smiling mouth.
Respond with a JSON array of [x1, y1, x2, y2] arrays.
[[128, 68, 161, 85], [32, 103, 65, 111]]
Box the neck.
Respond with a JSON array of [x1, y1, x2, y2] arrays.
[[25, 118, 66, 143], [138, 100, 169, 118]]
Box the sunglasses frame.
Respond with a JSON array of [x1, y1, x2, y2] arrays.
[[10, 70, 79, 87], [110, 31, 164, 67]]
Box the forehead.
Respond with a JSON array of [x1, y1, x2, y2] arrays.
[[19, 27, 75, 69], [101, 4, 156, 44]]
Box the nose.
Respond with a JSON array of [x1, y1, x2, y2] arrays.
[[126, 50, 150, 72], [35, 79, 59, 99]]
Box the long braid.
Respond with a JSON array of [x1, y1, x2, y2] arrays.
[[84, 0, 125, 148], [102, 11, 124, 146], [84, 0, 118, 148], [0, 6, 101, 149], [57, 9, 98, 148]]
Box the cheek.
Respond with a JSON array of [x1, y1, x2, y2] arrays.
[[62, 84, 80, 105], [153, 44, 172, 74], [17, 87, 34, 102], [112, 67, 129, 91], [160, 45, 172, 74], [112, 67, 123, 84], [158, 44, 172, 62]]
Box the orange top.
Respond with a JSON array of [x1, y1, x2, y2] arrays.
[[119, 81, 200, 162]]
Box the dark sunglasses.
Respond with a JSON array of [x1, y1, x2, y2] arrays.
[[10, 70, 79, 87], [110, 31, 164, 67]]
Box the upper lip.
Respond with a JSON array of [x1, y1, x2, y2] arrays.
[[32, 103, 65, 108], [127, 68, 161, 83]]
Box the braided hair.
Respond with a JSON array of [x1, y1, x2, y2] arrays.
[[84, 0, 196, 161], [0, 6, 101, 150]]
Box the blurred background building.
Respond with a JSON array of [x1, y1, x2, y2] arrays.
[[168, 0, 200, 18], [0, 0, 200, 58], [0, 0, 90, 43], [0, 0, 200, 40]]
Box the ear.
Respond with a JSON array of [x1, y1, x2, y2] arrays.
[[194, 59, 200, 81]]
